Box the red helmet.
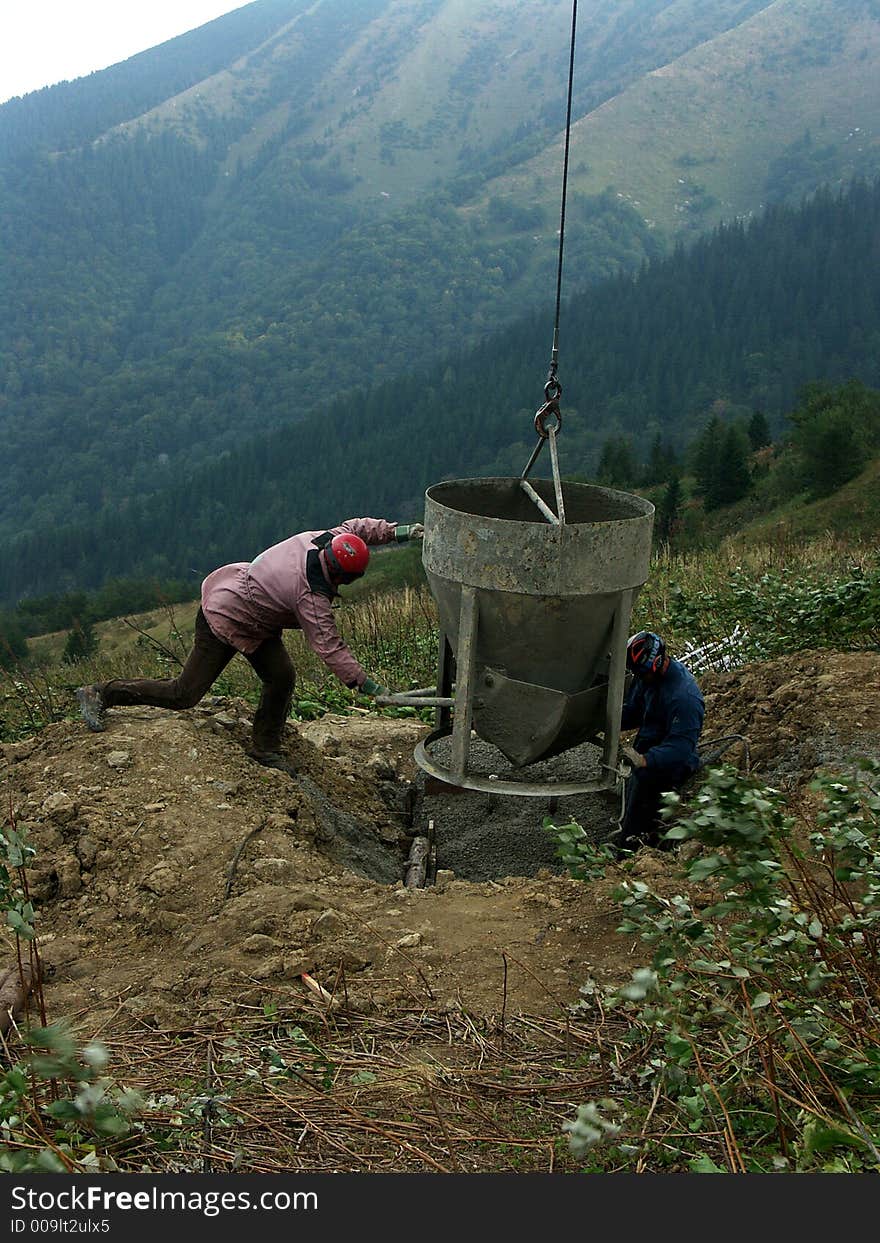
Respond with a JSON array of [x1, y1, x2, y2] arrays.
[[327, 532, 370, 579]]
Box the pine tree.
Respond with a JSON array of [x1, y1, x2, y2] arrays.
[[788, 379, 880, 496], [596, 435, 637, 487], [0, 616, 29, 669], [63, 619, 98, 665], [748, 409, 772, 449], [643, 434, 678, 485], [706, 425, 752, 509], [690, 414, 723, 498], [656, 474, 682, 544]]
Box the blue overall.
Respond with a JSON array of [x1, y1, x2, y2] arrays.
[[619, 658, 705, 847]]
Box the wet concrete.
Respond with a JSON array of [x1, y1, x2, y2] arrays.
[[413, 735, 624, 882], [297, 734, 625, 888], [298, 775, 404, 884]]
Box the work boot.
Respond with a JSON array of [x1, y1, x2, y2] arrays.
[[248, 749, 297, 777], [610, 831, 643, 861], [75, 684, 106, 732]]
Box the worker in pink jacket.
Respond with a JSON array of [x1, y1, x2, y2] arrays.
[[75, 518, 424, 775]]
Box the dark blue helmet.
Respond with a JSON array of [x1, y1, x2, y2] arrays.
[[626, 630, 666, 676]]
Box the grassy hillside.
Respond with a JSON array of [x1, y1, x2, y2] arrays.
[[485, 0, 880, 242], [728, 455, 880, 546], [118, 1, 779, 218]]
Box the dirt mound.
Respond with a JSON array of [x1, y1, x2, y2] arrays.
[[699, 648, 880, 785], [2, 649, 878, 1036]]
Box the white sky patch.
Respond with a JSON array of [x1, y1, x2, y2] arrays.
[[0, 1, 251, 104]]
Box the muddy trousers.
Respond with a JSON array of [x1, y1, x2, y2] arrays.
[[619, 761, 694, 850], [99, 608, 295, 753]]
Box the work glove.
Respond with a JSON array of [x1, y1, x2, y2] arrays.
[[620, 744, 646, 770], [395, 523, 425, 542], [360, 676, 389, 697]]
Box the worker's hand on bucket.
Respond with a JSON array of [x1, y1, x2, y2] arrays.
[[395, 523, 424, 542]]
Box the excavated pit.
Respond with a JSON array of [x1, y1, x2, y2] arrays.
[[411, 735, 623, 882], [296, 774, 407, 884], [304, 734, 623, 888]]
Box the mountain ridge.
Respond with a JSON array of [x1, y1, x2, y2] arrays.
[[3, 0, 880, 595]]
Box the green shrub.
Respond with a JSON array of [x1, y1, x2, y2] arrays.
[[563, 762, 880, 1173]]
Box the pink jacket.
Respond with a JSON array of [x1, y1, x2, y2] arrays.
[[200, 518, 398, 688]]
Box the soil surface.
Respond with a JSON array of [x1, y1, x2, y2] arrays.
[[2, 649, 878, 1036]]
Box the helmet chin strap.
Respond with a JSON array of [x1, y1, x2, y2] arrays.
[[320, 547, 361, 587], [320, 548, 340, 584]]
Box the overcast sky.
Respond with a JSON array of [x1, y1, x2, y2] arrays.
[[0, 2, 251, 105]]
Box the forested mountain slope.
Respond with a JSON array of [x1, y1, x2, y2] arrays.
[[2, 175, 879, 603], [3, 0, 879, 551]]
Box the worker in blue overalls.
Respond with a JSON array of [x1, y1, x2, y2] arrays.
[[617, 630, 705, 852]]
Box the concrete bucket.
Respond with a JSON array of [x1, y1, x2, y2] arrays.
[[411, 477, 655, 795]]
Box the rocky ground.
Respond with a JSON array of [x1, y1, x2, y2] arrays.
[[2, 649, 878, 1043]]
